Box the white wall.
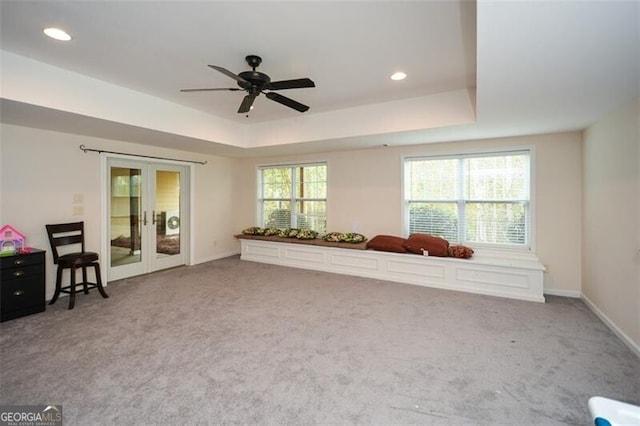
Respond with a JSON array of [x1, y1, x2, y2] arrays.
[[0, 123, 239, 299], [234, 131, 583, 295], [6, 113, 637, 351], [1, 123, 585, 303], [582, 97, 640, 351]]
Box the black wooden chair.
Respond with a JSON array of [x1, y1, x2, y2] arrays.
[[45, 221, 109, 309]]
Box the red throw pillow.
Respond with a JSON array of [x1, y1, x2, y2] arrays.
[[403, 233, 449, 257], [366, 235, 407, 253], [448, 245, 474, 259]]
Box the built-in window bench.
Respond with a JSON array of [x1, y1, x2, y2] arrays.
[[236, 235, 545, 303]]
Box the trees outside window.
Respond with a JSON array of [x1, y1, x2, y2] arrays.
[[259, 163, 327, 233], [404, 151, 531, 248]]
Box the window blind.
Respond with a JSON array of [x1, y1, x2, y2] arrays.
[[259, 163, 327, 233], [404, 151, 531, 248]]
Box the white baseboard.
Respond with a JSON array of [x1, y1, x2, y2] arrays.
[[581, 293, 640, 359], [193, 250, 240, 265], [47, 252, 241, 301], [544, 289, 581, 298]]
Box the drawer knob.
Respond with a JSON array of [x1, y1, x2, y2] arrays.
[[13, 290, 25, 297], [12, 270, 25, 277], [13, 259, 25, 265]]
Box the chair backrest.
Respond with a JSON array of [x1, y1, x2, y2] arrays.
[[45, 222, 87, 264]]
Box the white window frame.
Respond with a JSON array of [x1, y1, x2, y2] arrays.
[[402, 147, 535, 253], [257, 162, 328, 232]]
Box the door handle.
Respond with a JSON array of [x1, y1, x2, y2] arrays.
[[143, 211, 147, 226], [152, 210, 156, 225]]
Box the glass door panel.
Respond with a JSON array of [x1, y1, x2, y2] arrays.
[[155, 170, 181, 258], [108, 160, 187, 281], [150, 166, 186, 271], [110, 166, 143, 269]]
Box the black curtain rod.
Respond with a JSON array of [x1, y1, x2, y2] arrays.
[[79, 144, 207, 165]]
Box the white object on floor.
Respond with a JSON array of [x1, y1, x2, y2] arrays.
[[588, 396, 640, 426]]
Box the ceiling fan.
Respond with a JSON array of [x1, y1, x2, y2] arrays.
[[181, 55, 315, 114]]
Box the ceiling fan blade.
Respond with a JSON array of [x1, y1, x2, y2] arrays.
[[208, 65, 249, 86], [265, 92, 310, 112], [266, 78, 315, 90], [238, 94, 256, 114], [180, 88, 242, 92]]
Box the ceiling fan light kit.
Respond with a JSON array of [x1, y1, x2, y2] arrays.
[[181, 55, 315, 115]]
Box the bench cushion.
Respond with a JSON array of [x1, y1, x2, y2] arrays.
[[403, 233, 449, 257], [366, 235, 407, 253]]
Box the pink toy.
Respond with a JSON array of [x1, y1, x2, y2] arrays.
[[0, 225, 26, 254]]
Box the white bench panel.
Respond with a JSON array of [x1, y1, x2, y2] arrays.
[[328, 252, 380, 271], [283, 246, 326, 265], [240, 239, 545, 303], [456, 267, 530, 289], [386, 258, 447, 280]]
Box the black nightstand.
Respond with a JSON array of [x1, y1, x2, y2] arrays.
[[0, 249, 46, 322]]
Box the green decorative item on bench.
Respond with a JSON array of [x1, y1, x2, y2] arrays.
[[242, 226, 264, 235], [342, 232, 367, 243], [239, 227, 319, 240], [322, 232, 343, 242], [296, 229, 318, 239], [263, 227, 280, 236], [322, 232, 367, 244], [280, 228, 300, 238]]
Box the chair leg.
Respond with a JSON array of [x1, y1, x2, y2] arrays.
[[69, 267, 76, 310], [94, 263, 109, 299], [81, 266, 89, 294], [49, 265, 63, 305]]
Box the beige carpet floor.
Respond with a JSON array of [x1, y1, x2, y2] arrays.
[[1, 255, 638, 425]]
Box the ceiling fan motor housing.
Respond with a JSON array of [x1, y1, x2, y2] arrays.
[[238, 55, 270, 94], [238, 70, 271, 92]]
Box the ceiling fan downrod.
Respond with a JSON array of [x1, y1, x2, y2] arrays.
[[245, 55, 262, 71]]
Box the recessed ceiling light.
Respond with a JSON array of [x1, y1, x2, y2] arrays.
[[390, 72, 407, 81], [43, 28, 72, 41]]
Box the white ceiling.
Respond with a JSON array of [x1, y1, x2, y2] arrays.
[[0, 1, 638, 157]]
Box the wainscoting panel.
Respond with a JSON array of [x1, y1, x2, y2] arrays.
[[456, 268, 530, 289], [328, 253, 379, 271], [283, 247, 326, 265], [244, 242, 281, 259], [240, 239, 545, 303], [386, 258, 447, 280]]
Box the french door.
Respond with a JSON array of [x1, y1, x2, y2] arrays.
[[107, 159, 188, 281]]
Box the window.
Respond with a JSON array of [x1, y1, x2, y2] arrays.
[[258, 163, 327, 233], [404, 150, 531, 249]]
